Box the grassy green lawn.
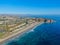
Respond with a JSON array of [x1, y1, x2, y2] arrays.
[[0, 32, 5, 39]]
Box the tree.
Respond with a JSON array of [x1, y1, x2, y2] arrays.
[[44, 19, 47, 22]]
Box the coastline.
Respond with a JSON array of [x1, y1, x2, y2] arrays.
[[0, 22, 43, 45]]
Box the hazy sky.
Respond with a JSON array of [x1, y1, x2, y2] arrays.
[[0, 0, 60, 15]]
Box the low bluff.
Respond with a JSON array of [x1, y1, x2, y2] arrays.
[[44, 19, 56, 23]]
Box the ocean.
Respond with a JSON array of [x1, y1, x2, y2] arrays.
[[3, 15, 60, 45]]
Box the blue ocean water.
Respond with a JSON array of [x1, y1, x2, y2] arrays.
[[3, 15, 60, 45]]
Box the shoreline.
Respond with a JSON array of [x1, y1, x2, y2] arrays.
[[0, 22, 43, 45]]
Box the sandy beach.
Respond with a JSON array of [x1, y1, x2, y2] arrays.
[[0, 22, 43, 45]]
